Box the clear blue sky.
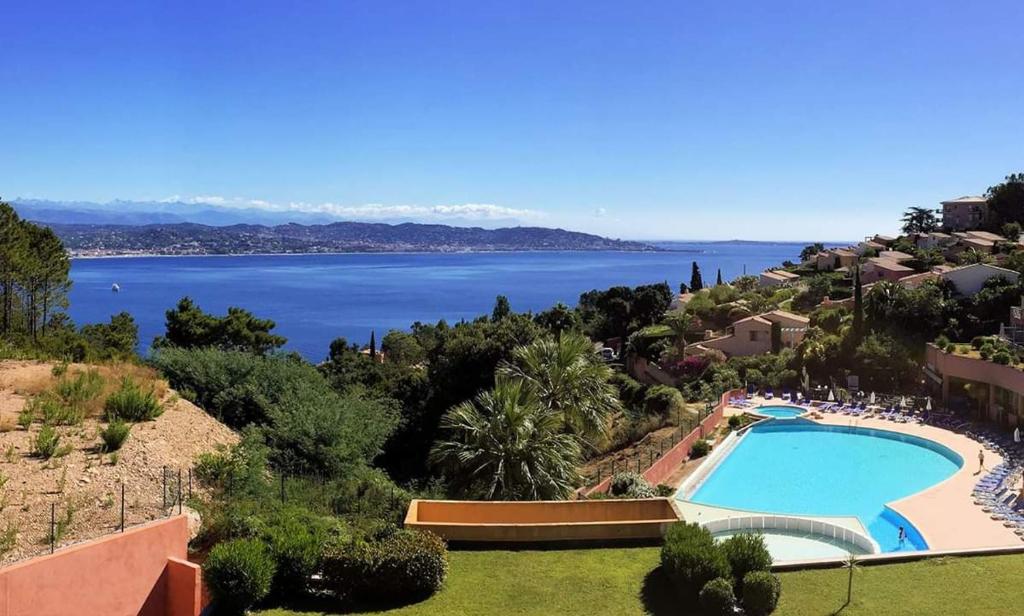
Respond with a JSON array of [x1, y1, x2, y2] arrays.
[[1, 1, 1022, 240]]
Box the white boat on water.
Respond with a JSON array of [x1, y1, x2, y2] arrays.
[[111, 283, 120, 292]]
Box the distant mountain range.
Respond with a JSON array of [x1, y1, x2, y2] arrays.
[[43, 221, 658, 256], [12, 198, 656, 256], [12, 198, 344, 226]]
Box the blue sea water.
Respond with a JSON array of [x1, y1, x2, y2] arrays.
[[689, 422, 962, 552], [67, 242, 805, 360]]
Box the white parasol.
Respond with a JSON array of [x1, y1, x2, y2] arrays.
[[828, 390, 835, 402]]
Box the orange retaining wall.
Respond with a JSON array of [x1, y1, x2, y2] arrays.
[[405, 498, 681, 542], [0, 516, 203, 616], [586, 388, 740, 495]]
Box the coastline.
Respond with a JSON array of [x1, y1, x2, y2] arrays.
[[67, 247, 679, 260]]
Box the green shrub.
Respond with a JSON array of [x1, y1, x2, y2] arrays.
[[608, 472, 655, 499], [103, 377, 163, 421], [971, 335, 989, 350], [321, 529, 448, 603], [99, 419, 131, 452], [979, 343, 994, 360], [263, 509, 331, 596], [644, 385, 683, 416], [660, 522, 730, 601], [699, 577, 736, 616], [55, 369, 104, 412], [721, 532, 772, 591], [993, 351, 1012, 365], [204, 538, 276, 615], [17, 405, 33, 429], [33, 425, 61, 459], [727, 415, 742, 429], [690, 439, 711, 458], [742, 570, 782, 616], [655, 484, 675, 497]]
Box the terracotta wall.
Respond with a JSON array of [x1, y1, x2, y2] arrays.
[[406, 498, 680, 542], [586, 388, 738, 495], [642, 388, 736, 486], [0, 516, 202, 616]]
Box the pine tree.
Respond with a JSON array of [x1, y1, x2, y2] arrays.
[[716, 269, 723, 286], [689, 262, 704, 292], [369, 329, 377, 359]]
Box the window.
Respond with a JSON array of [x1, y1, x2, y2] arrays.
[[749, 331, 758, 342]]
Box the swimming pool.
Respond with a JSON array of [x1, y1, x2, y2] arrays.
[[684, 421, 962, 552], [753, 405, 805, 419]]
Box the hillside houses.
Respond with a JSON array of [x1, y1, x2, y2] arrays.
[[686, 310, 809, 357]]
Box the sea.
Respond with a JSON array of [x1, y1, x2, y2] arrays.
[[68, 241, 814, 360]]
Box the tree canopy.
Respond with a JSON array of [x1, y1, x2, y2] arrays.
[[986, 172, 1024, 228], [900, 206, 940, 234], [154, 296, 287, 354]]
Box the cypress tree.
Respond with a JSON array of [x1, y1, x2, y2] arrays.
[[369, 330, 377, 359], [771, 320, 782, 353], [852, 266, 864, 346], [716, 268, 723, 286], [690, 262, 704, 292]]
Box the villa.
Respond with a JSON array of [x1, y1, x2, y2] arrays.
[[914, 231, 955, 250], [940, 263, 1020, 295], [687, 310, 809, 357], [810, 248, 858, 271], [759, 269, 800, 288], [942, 195, 990, 231], [860, 256, 915, 284]]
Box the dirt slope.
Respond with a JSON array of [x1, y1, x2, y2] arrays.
[[0, 360, 238, 565]]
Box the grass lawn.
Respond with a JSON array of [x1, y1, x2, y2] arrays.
[[256, 548, 1024, 616]]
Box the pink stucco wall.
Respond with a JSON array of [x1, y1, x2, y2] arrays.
[[585, 388, 738, 495], [0, 516, 201, 616]]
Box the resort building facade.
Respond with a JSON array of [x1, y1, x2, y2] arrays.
[[926, 343, 1024, 429], [941, 196, 989, 231], [759, 269, 800, 287]]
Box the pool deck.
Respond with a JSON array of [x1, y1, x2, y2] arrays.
[[730, 398, 1021, 551]]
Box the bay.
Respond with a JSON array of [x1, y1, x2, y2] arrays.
[[68, 242, 808, 360]]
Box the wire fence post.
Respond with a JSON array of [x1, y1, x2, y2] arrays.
[[178, 468, 183, 515], [50, 503, 55, 554], [162, 465, 167, 512], [188, 468, 193, 500], [120, 482, 125, 533]]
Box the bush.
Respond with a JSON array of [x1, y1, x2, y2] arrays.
[[655, 484, 675, 497], [99, 419, 131, 452], [699, 577, 736, 616], [321, 529, 448, 604], [263, 509, 331, 596], [204, 538, 276, 615], [993, 351, 1012, 365], [104, 377, 163, 421], [33, 425, 61, 459], [742, 570, 782, 616], [609, 472, 655, 499], [690, 439, 711, 458], [727, 415, 742, 429], [721, 532, 772, 591], [660, 522, 731, 601], [644, 385, 684, 416]]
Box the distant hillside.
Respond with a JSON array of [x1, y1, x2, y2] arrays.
[[44, 221, 659, 256]]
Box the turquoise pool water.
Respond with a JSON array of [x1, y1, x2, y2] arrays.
[[754, 405, 805, 418], [688, 421, 962, 552]]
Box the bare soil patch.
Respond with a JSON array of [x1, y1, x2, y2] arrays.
[[0, 360, 237, 565]]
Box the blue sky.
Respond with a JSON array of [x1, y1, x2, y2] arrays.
[[1, 1, 1022, 240]]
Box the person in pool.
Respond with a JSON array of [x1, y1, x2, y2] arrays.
[[898, 526, 907, 545]]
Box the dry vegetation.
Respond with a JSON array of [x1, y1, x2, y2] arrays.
[[0, 360, 237, 565]]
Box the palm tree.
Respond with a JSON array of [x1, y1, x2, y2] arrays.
[[843, 551, 861, 608], [430, 379, 582, 500], [497, 332, 622, 441]]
